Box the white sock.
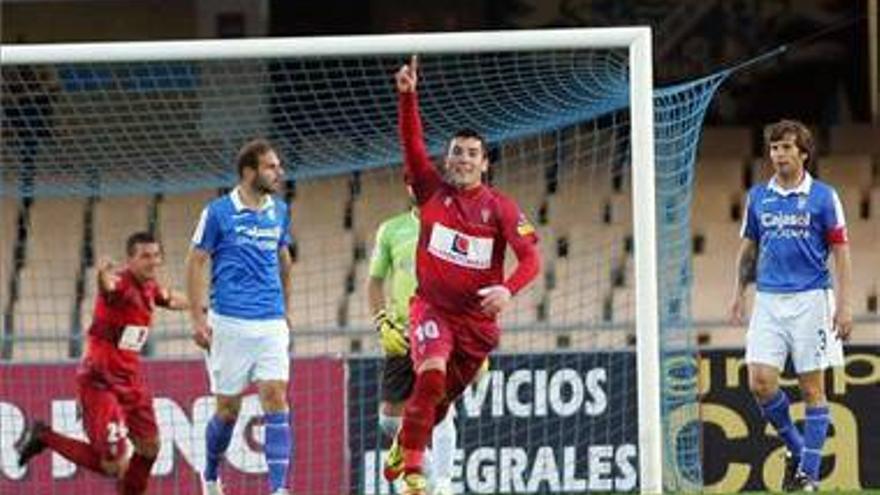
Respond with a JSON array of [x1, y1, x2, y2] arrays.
[[429, 406, 457, 485], [378, 411, 402, 440]]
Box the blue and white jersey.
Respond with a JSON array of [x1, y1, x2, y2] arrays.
[[741, 172, 848, 293], [192, 187, 291, 320]]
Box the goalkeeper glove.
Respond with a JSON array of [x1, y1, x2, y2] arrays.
[[374, 309, 409, 356]]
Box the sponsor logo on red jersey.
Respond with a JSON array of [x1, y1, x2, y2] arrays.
[[452, 234, 470, 255]]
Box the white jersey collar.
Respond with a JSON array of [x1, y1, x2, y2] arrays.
[[768, 171, 813, 196], [230, 186, 274, 212]]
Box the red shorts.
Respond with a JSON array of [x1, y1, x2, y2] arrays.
[[408, 296, 498, 399], [76, 342, 158, 462]]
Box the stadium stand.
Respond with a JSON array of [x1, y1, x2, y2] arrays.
[[1, 127, 878, 361], [0, 199, 17, 311], [12, 198, 84, 361]]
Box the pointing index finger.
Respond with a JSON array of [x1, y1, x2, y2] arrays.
[[410, 55, 419, 74]]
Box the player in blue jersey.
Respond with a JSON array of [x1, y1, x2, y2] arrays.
[[186, 138, 294, 495], [729, 119, 853, 492]]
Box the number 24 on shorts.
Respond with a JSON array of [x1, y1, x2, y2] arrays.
[[415, 320, 440, 343]]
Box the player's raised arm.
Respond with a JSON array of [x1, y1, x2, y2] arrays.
[[396, 55, 442, 203]]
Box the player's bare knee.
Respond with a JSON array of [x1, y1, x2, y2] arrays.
[[100, 458, 124, 477], [215, 396, 242, 421], [748, 374, 777, 402], [134, 437, 160, 459], [800, 383, 826, 406], [261, 396, 288, 413], [798, 370, 826, 406], [257, 381, 288, 413]]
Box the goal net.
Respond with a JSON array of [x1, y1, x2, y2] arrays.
[[0, 29, 725, 494]]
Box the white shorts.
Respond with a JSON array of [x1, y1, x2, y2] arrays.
[[746, 289, 844, 373], [205, 311, 290, 395]]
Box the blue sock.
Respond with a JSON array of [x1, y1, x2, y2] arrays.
[[800, 405, 830, 481], [205, 415, 235, 481], [759, 390, 804, 460], [264, 411, 292, 492]]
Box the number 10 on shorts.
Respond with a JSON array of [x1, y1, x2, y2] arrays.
[[415, 320, 439, 343]]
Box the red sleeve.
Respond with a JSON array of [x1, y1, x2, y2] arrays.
[[497, 195, 541, 295], [398, 92, 443, 204], [100, 271, 127, 304]]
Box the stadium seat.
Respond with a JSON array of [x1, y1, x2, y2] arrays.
[[290, 175, 349, 238], [13, 291, 75, 362], [692, 157, 745, 224], [499, 329, 556, 353], [9, 198, 84, 361], [26, 198, 85, 264], [830, 125, 880, 154], [92, 195, 151, 261], [698, 127, 753, 158], [158, 189, 217, 270], [691, 222, 740, 321], [351, 167, 410, 240], [818, 154, 873, 216], [1, 198, 18, 310], [290, 227, 352, 328], [346, 262, 372, 330]]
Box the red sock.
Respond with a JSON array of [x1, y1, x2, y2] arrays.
[[120, 453, 155, 495], [41, 429, 103, 473], [400, 369, 446, 474]]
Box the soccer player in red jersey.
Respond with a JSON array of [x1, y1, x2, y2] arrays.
[[385, 56, 541, 494], [15, 231, 188, 495]]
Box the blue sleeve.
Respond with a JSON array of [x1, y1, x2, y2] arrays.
[[820, 187, 846, 231], [192, 204, 221, 252], [740, 190, 759, 241], [279, 202, 292, 247]]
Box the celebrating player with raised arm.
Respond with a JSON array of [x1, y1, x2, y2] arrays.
[[15, 232, 189, 495], [729, 119, 853, 492], [385, 56, 541, 495], [368, 188, 458, 495], [186, 138, 295, 495]]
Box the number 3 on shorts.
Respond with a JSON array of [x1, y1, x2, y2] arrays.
[[415, 320, 439, 343]]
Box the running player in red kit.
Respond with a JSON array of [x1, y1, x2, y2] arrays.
[[15, 231, 188, 495], [385, 56, 541, 495]]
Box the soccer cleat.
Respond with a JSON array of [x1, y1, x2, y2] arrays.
[[789, 471, 819, 492], [270, 489, 290, 495], [15, 420, 48, 467], [402, 472, 428, 495], [383, 435, 404, 482], [201, 477, 225, 495], [781, 451, 801, 492]]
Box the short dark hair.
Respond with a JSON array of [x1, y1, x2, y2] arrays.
[[763, 119, 816, 172], [451, 128, 489, 158], [126, 231, 159, 257], [236, 138, 275, 178]]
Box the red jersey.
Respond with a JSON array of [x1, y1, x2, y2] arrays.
[[398, 92, 541, 321], [84, 269, 169, 376]]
